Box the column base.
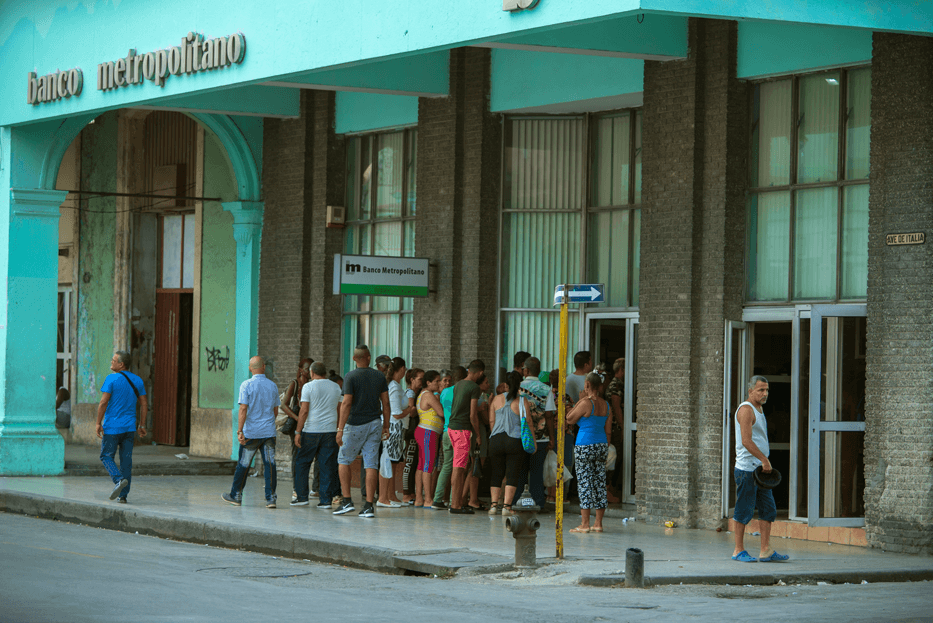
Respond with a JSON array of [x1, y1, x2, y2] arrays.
[[0, 429, 65, 475]]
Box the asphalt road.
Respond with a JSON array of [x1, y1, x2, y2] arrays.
[[1, 513, 930, 623]]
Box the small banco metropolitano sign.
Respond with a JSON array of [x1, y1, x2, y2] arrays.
[[333, 254, 430, 297]]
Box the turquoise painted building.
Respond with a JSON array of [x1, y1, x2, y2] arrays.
[[1, 0, 931, 552]]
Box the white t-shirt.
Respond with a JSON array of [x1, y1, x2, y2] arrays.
[[388, 380, 408, 428], [300, 378, 342, 433]]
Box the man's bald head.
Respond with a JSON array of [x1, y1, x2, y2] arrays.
[[248, 356, 266, 374]]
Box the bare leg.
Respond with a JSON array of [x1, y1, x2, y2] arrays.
[[339, 464, 352, 499], [467, 475, 479, 507], [579, 508, 591, 529], [450, 466, 466, 509], [414, 470, 425, 506], [490, 486, 501, 508], [759, 520, 773, 558], [378, 473, 392, 505], [593, 508, 605, 530], [732, 519, 747, 557], [390, 462, 403, 502], [364, 468, 378, 503], [503, 485, 517, 506]]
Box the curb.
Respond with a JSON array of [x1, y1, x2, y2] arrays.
[[578, 568, 933, 588], [0, 490, 407, 575]]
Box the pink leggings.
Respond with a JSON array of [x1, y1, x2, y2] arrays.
[[415, 427, 439, 473]]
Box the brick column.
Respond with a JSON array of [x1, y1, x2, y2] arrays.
[[258, 91, 344, 473], [413, 47, 500, 371], [864, 33, 933, 554], [637, 19, 747, 527]]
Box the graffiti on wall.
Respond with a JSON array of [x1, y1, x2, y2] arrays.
[[205, 346, 230, 372]]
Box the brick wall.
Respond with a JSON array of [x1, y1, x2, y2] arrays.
[[412, 48, 500, 372], [864, 32, 933, 554], [258, 91, 345, 473], [637, 19, 747, 528]]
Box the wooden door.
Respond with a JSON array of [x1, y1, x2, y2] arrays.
[[153, 292, 181, 445]]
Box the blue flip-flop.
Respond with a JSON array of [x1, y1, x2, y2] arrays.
[[731, 550, 757, 562], [759, 551, 789, 562]]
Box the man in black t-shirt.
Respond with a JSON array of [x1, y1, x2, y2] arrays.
[[447, 359, 484, 514], [333, 345, 390, 518]]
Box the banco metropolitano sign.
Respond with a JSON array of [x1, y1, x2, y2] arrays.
[[333, 254, 430, 297], [27, 31, 246, 105]]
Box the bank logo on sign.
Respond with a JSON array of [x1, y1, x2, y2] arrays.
[[345, 263, 361, 273], [333, 254, 430, 297]]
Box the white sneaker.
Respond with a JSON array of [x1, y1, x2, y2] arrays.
[[376, 501, 402, 508]]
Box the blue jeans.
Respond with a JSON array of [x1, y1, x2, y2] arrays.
[[231, 437, 277, 502], [293, 432, 338, 502], [733, 467, 777, 524], [515, 440, 549, 507], [100, 432, 134, 498]]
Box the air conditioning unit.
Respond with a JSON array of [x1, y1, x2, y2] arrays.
[[326, 205, 345, 229]]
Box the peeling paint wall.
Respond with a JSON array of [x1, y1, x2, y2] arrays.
[[76, 113, 117, 406], [197, 130, 237, 408]]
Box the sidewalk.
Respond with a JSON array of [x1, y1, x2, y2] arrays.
[[1, 474, 930, 586], [63, 443, 236, 477]]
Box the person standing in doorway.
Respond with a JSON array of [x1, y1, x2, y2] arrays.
[[431, 366, 466, 510], [222, 356, 280, 508], [518, 356, 555, 509], [333, 345, 391, 518], [96, 351, 147, 503], [565, 351, 592, 404], [605, 357, 626, 501], [731, 375, 789, 563]]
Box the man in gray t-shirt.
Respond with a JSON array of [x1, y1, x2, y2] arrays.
[[333, 345, 390, 518], [565, 350, 593, 404], [292, 362, 343, 507]]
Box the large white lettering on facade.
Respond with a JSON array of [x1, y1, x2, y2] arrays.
[[97, 32, 246, 91]]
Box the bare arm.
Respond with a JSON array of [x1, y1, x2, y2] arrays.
[[603, 401, 612, 439], [336, 394, 352, 447], [380, 391, 391, 432], [737, 405, 772, 472], [565, 398, 590, 426], [280, 381, 298, 419], [423, 390, 443, 417], [470, 398, 480, 447], [236, 404, 248, 445], [95, 393, 111, 438], [294, 401, 310, 447], [137, 395, 148, 437]]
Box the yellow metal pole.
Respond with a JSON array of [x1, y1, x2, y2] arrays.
[[556, 285, 569, 559]]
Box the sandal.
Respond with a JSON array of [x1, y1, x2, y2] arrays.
[[469, 501, 489, 511], [590, 526, 604, 533], [488, 503, 502, 515], [569, 526, 591, 534], [502, 504, 514, 516]]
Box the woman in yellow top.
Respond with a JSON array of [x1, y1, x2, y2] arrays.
[[414, 370, 445, 508]]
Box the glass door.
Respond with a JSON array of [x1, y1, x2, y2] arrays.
[[808, 304, 867, 527], [585, 313, 639, 503], [722, 321, 747, 518]]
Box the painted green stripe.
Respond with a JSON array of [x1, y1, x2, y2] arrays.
[[340, 284, 429, 296]]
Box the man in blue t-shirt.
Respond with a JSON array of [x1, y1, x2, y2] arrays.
[[96, 350, 147, 503]]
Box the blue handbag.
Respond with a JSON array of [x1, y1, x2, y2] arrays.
[[519, 396, 536, 454]]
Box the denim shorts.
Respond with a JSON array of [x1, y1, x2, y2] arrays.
[[733, 467, 777, 525], [338, 419, 382, 469]]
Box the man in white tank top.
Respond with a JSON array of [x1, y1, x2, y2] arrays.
[[731, 376, 789, 563]]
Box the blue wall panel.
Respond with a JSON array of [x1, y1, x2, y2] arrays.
[[335, 92, 418, 134], [738, 22, 872, 79]]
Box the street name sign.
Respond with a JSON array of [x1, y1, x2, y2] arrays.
[[553, 283, 605, 306], [333, 253, 430, 297]]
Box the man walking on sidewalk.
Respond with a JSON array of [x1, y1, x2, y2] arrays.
[[334, 345, 390, 518], [222, 356, 280, 508], [96, 351, 147, 503], [731, 375, 789, 563]]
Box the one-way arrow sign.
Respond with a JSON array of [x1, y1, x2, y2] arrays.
[[553, 284, 605, 305]]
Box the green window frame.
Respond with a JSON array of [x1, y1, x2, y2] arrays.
[[747, 68, 870, 303], [342, 128, 417, 372], [499, 111, 642, 374]]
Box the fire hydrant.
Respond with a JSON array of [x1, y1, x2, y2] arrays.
[[505, 485, 541, 568]]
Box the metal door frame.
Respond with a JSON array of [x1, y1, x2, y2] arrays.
[[722, 320, 747, 518], [808, 304, 867, 528], [583, 311, 639, 503]]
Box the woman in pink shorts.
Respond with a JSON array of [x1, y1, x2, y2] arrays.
[[414, 370, 445, 507]]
